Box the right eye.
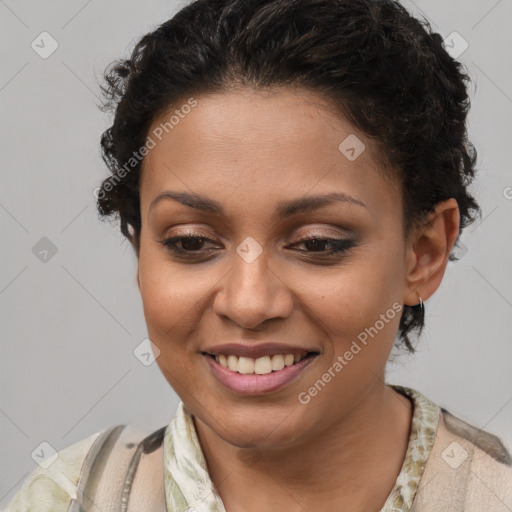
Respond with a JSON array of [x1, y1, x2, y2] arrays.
[[157, 234, 219, 257]]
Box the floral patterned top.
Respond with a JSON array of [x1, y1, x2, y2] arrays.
[[163, 384, 441, 512]]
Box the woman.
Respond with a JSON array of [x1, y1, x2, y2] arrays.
[[4, 0, 511, 510]]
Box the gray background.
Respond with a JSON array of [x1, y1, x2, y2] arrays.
[[1, 0, 511, 505]]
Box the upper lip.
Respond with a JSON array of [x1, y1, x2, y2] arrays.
[[202, 342, 319, 359]]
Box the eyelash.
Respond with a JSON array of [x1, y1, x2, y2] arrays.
[[157, 233, 357, 260]]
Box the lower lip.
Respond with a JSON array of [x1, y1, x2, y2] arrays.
[[204, 353, 318, 396]]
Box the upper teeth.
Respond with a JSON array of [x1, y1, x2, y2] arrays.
[[214, 353, 307, 374]]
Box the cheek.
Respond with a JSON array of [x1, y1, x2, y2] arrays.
[[138, 246, 200, 329], [138, 254, 207, 392], [288, 245, 405, 361], [300, 260, 403, 333], [137, 250, 201, 367]]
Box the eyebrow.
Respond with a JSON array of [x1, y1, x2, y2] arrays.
[[149, 190, 367, 218]]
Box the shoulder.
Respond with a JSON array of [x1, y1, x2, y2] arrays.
[[2, 423, 166, 512], [413, 405, 512, 511], [1, 429, 105, 512], [441, 407, 512, 466], [440, 407, 512, 508]]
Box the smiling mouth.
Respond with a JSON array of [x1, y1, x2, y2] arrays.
[[203, 352, 318, 375]]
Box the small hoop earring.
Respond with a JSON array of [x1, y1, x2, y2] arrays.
[[413, 293, 424, 312]]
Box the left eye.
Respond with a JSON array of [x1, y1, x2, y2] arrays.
[[291, 237, 357, 254]]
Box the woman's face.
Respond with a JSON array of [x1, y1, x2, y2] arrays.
[[137, 88, 414, 449]]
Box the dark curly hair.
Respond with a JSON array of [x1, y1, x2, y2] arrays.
[[96, 0, 481, 354]]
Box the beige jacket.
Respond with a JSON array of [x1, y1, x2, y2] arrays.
[[411, 407, 512, 511]]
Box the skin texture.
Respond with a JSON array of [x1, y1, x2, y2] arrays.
[[135, 87, 460, 511]]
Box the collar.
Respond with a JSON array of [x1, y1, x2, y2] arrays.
[[163, 385, 441, 512], [379, 385, 441, 511]]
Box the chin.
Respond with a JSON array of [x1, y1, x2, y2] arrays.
[[199, 401, 315, 450], [219, 424, 300, 450]]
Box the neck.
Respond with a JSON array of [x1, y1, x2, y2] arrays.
[[193, 383, 413, 511]]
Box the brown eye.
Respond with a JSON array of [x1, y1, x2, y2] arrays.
[[292, 237, 357, 255], [158, 234, 218, 256]]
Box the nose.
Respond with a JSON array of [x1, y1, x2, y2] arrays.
[[213, 247, 294, 330]]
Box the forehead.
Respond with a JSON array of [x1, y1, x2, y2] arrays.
[[139, 88, 400, 221]]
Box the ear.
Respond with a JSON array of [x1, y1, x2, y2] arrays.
[[402, 198, 460, 306]]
